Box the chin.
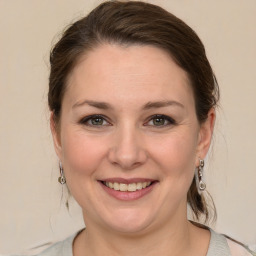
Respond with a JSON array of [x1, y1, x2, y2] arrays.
[[108, 220, 152, 234], [100, 208, 155, 234]]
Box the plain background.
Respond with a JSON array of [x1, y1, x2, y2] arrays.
[[0, 0, 255, 254]]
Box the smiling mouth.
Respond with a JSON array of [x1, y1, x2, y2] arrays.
[[102, 181, 153, 192]]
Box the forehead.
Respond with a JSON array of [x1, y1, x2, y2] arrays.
[[65, 44, 194, 108]]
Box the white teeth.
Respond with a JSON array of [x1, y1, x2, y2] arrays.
[[104, 181, 152, 191], [113, 182, 120, 190], [109, 182, 114, 189], [128, 183, 136, 192], [119, 183, 128, 191], [136, 182, 142, 190]]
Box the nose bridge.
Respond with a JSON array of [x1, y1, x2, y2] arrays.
[[108, 121, 147, 169]]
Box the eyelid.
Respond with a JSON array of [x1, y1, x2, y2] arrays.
[[144, 114, 176, 127], [79, 114, 111, 127], [79, 114, 176, 128]]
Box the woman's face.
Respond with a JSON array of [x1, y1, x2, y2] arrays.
[[51, 44, 214, 233]]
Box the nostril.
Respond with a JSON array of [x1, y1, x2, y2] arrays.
[[108, 146, 148, 170]]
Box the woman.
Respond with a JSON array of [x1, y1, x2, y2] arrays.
[[40, 1, 254, 255]]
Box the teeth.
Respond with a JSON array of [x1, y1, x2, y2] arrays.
[[104, 181, 152, 191], [136, 182, 142, 190], [119, 183, 128, 191], [128, 183, 136, 192], [113, 182, 120, 191]]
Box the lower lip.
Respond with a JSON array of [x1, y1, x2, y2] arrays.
[[99, 182, 156, 201]]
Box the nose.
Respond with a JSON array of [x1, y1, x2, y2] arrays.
[[108, 124, 148, 170]]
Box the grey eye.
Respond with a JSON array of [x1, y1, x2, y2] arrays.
[[153, 117, 166, 126], [146, 114, 176, 127], [90, 117, 104, 125], [80, 115, 110, 126]]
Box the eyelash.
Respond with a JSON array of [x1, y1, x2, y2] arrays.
[[146, 114, 176, 127], [79, 114, 176, 128], [80, 115, 110, 127]]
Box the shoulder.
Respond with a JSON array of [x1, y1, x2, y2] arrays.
[[208, 229, 255, 256], [226, 238, 255, 256], [36, 233, 76, 256]]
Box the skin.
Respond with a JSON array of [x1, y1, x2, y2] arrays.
[[51, 44, 215, 256]]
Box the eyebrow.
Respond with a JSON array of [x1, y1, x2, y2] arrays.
[[72, 100, 113, 110], [72, 99, 184, 110], [142, 100, 184, 110]]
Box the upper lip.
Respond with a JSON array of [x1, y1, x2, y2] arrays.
[[100, 178, 157, 184]]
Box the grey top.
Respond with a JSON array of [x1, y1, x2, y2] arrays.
[[36, 229, 253, 256], [36, 234, 74, 256]]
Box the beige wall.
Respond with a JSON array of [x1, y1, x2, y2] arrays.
[[0, 0, 255, 254]]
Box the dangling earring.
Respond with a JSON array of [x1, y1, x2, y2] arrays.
[[58, 162, 66, 185], [197, 158, 206, 191]]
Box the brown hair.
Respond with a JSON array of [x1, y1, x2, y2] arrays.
[[49, 0, 219, 222]]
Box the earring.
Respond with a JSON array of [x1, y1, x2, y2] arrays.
[[58, 162, 66, 185], [197, 159, 206, 191]]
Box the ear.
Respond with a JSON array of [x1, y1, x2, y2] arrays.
[[50, 112, 63, 160], [196, 108, 216, 161]]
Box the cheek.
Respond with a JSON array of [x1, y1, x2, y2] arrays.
[[61, 128, 107, 178], [148, 129, 198, 180]]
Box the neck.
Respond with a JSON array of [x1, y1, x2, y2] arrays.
[[73, 214, 209, 256]]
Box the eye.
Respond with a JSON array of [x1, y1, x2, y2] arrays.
[[80, 115, 110, 127], [146, 114, 176, 127]]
